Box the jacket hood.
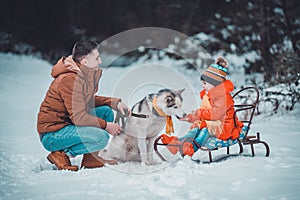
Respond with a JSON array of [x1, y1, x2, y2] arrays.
[[51, 56, 81, 78], [221, 79, 234, 92]]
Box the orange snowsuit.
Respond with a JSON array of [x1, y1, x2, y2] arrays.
[[187, 80, 243, 140]]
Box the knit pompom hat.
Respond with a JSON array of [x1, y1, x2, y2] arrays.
[[201, 56, 228, 86]]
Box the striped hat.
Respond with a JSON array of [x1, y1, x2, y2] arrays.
[[201, 56, 228, 86]]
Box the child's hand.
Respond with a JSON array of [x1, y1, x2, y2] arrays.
[[179, 116, 189, 121]]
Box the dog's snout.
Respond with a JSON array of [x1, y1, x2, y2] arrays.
[[176, 113, 187, 119]]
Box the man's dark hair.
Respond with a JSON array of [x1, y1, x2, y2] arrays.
[[72, 41, 98, 63]]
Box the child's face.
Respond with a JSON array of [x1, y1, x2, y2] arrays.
[[202, 80, 215, 91]]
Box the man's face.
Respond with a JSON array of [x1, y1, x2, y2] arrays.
[[84, 49, 102, 68]]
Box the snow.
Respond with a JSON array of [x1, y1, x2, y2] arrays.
[[1, 53, 300, 200]]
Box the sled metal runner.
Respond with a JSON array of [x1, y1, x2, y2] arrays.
[[154, 87, 270, 163]]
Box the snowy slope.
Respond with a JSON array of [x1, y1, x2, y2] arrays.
[[0, 53, 300, 200]]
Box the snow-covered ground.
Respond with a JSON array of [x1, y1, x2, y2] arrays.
[[0, 53, 300, 200]]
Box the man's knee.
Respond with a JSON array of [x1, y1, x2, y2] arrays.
[[78, 127, 109, 144], [95, 106, 114, 122], [105, 107, 114, 122], [92, 130, 109, 144]]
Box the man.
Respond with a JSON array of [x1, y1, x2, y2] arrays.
[[37, 41, 130, 171]]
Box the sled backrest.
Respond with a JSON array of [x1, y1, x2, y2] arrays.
[[232, 87, 259, 139]]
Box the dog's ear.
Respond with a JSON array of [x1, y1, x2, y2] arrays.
[[176, 89, 185, 95]]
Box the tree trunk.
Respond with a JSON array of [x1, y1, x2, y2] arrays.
[[259, 0, 273, 81]]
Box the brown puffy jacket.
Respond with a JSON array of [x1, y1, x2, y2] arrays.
[[37, 56, 120, 134], [187, 80, 243, 140]]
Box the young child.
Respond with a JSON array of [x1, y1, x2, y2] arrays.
[[161, 56, 244, 156]]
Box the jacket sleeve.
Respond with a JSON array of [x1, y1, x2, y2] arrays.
[[187, 109, 202, 123], [199, 95, 230, 120], [59, 76, 107, 129], [95, 96, 121, 111]]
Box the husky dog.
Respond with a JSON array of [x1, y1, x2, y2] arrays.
[[100, 89, 186, 165]]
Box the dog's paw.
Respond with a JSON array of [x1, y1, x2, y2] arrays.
[[144, 160, 157, 165]]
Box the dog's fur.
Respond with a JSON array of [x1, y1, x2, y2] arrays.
[[99, 89, 186, 165]]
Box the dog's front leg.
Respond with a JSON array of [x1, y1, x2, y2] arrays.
[[137, 137, 148, 165], [146, 136, 156, 165]]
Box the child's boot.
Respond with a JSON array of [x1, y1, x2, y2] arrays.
[[182, 142, 195, 157], [161, 134, 181, 154]]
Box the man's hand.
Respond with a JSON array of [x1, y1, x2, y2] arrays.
[[105, 122, 123, 135], [117, 101, 131, 117]]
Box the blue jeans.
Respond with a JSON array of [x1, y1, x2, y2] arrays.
[[179, 128, 210, 152], [40, 106, 114, 157]]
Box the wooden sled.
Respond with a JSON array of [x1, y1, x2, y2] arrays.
[[154, 87, 270, 163]]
